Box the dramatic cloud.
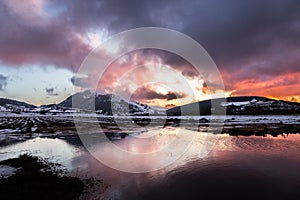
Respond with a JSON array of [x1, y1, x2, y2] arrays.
[[0, 0, 90, 70], [1, 0, 300, 104], [45, 88, 58, 96], [1, 0, 299, 69], [228, 72, 300, 98], [70, 75, 91, 88], [165, 104, 176, 108], [132, 86, 188, 101], [0, 74, 8, 91]]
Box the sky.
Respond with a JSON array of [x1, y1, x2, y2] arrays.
[[0, 0, 300, 107]]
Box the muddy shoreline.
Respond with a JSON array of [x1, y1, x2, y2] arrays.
[[0, 115, 300, 139]]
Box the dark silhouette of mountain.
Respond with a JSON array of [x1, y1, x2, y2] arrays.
[[58, 90, 153, 115], [2, 93, 299, 116], [58, 90, 112, 112], [0, 98, 36, 108], [167, 96, 300, 116]]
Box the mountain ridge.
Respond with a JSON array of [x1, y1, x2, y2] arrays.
[[0, 97, 36, 108], [57, 90, 155, 115], [167, 96, 300, 115], [1, 93, 300, 115]]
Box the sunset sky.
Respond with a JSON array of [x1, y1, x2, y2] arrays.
[[0, 0, 300, 107]]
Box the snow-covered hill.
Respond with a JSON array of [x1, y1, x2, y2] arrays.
[[2, 94, 298, 116], [58, 90, 164, 115], [167, 96, 300, 115], [0, 98, 36, 114], [0, 91, 166, 115]]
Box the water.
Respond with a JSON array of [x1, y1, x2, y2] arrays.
[[0, 128, 300, 199]]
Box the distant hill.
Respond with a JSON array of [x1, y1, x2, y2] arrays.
[[0, 91, 163, 115], [58, 90, 156, 115], [167, 96, 300, 116], [2, 94, 299, 116], [0, 98, 36, 108]]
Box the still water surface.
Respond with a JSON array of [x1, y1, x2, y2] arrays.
[[0, 128, 299, 199]]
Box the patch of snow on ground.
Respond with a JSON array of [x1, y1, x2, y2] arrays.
[[0, 165, 17, 179]]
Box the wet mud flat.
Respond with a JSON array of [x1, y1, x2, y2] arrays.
[[1, 115, 300, 139], [0, 115, 76, 134], [0, 115, 299, 200], [0, 154, 84, 200]]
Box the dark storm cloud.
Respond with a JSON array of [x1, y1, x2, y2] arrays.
[[1, 0, 300, 91], [142, 0, 300, 84], [67, 0, 300, 93], [0, 0, 166, 70], [62, 0, 299, 83], [179, 0, 300, 84], [137, 49, 200, 78], [0, 74, 8, 91], [132, 86, 188, 101], [70, 75, 91, 88], [45, 88, 58, 96], [0, 2, 89, 68], [0, 0, 90, 70]]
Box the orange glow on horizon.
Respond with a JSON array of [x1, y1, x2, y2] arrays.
[[224, 71, 300, 103]]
